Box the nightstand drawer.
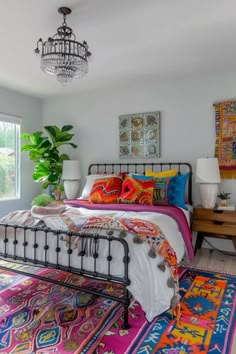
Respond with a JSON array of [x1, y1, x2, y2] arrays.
[[193, 206, 236, 254], [193, 208, 236, 224], [192, 219, 236, 236]]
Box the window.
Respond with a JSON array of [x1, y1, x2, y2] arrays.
[[0, 114, 21, 200]]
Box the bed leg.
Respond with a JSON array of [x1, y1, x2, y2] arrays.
[[122, 303, 130, 329], [122, 288, 130, 329]]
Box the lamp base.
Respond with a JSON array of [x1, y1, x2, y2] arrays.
[[199, 183, 218, 209], [64, 180, 80, 199]]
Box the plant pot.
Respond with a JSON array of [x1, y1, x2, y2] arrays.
[[220, 200, 227, 206], [54, 189, 61, 200]]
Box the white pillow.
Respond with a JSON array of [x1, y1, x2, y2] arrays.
[[81, 174, 114, 199]]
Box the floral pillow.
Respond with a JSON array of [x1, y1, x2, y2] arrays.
[[89, 176, 123, 204], [153, 177, 171, 205], [119, 176, 155, 205]]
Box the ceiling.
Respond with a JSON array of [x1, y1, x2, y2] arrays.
[[1, 0, 236, 98]]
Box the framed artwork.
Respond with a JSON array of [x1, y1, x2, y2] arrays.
[[119, 111, 160, 159]]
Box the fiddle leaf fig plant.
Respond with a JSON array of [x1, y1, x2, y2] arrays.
[[21, 125, 77, 190]]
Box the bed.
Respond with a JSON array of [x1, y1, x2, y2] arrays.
[[0, 162, 193, 329]]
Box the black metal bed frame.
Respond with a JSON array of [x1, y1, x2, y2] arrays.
[[0, 162, 192, 329], [0, 223, 131, 328]]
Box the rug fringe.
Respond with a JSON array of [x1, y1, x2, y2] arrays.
[[180, 264, 236, 277]]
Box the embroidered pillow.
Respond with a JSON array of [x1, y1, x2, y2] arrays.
[[119, 176, 155, 205], [89, 176, 123, 204], [145, 169, 178, 178], [81, 174, 115, 199], [153, 177, 171, 205], [168, 173, 190, 210], [131, 174, 155, 181]]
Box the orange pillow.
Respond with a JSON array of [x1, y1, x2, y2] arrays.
[[119, 176, 155, 205], [89, 176, 123, 204]]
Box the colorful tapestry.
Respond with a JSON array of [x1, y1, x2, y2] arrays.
[[215, 100, 236, 178], [98, 267, 236, 354]]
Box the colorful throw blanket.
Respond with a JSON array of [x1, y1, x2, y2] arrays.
[[64, 200, 194, 260], [214, 100, 236, 178], [60, 214, 180, 321]]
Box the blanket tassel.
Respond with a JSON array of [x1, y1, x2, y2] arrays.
[[172, 303, 181, 326]]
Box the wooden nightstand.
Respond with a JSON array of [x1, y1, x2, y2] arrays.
[[192, 206, 236, 255]]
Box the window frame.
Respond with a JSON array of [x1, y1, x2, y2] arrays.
[[0, 113, 21, 201]]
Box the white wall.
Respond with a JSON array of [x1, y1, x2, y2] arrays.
[[0, 87, 42, 217], [41, 71, 236, 251]]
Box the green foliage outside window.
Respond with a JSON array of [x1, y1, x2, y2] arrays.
[[0, 121, 17, 199]]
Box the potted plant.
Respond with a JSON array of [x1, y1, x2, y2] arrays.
[[31, 193, 54, 206], [217, 191, 231, 206], [53, 184, 64, 200], [21, 125, 77, 195]]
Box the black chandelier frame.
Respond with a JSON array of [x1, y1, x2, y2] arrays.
[[34, 7, 91, 84]]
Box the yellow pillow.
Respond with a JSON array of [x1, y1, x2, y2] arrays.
[[145, 169, 178, 178]]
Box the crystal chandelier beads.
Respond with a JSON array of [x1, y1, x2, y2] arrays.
[[35, 7, 91, 86]]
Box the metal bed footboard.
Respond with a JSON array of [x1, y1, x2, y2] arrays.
[[0, 223, 131, 329]]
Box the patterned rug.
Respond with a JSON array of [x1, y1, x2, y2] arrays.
[[97, 266, 236, 354], [0, 262, 234, 353], [0, 260, 124, 354]]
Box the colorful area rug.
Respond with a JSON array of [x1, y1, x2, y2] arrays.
[[0, 260, 124, 353], [97, 266, 236, 354], [0, 261, 234, 353]]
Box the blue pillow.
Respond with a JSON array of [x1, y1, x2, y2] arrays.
[[131, 174, 154, 181], [168, 173, 190, 210]]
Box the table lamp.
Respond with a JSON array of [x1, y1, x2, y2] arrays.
[[62, 160, 81, 199], [196, 157, 221, 208]]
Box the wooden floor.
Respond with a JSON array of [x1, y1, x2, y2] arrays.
[[185, 248, 236, 353], [191, 248, 236, 274]]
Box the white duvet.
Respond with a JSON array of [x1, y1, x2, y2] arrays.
[[0, 206, 187, 322]]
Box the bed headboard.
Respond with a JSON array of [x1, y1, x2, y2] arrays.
[[88, 162, 193, 205]]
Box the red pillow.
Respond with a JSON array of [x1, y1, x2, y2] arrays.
[[119, 176, 155, 205], [89, 176, 123, 204]]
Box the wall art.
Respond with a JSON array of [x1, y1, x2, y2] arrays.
[[214, 100, 236, 178], [119, 111, 160, 159]]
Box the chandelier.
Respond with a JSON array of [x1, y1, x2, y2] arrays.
[[34, 7, 91, 86]]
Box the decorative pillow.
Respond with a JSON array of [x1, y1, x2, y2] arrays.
[[89, 176, 123, 203], [131, 174, 155, 181], [145, 169, 178, 178], [167, 173, 190, 210], [119, 176, 155, 205], [81, 174, 114, 199], [153, 177, 171, 205]]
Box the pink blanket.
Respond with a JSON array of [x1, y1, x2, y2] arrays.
[[64, 200, 194, 260]]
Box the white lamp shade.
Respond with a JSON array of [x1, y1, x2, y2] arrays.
[[196, 158, 221, 183], [62, 160, 81, 180]]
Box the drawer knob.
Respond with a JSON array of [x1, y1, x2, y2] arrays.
[[214, 210, 223, 214], [213, 221, 224, 225]]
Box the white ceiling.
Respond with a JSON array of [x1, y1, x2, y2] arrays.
[[1, 0, 236, 98]]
